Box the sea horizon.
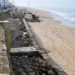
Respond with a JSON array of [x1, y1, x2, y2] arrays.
[[46, 7, 75, 28]]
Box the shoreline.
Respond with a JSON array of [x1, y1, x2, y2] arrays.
[[27, 7, 75, 28], [27, 8, 75, 28]]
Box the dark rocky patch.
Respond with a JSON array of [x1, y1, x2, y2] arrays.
[[10, 52, 59, 75]]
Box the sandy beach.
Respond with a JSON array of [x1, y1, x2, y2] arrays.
[[27, 8, 75, 75]]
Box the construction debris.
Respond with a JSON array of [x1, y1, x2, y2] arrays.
[[9, 17, 33, 48], [24, 13, 40, 22], [10, 52, 58, 75]]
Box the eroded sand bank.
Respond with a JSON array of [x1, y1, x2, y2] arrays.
[[27, 8, 75, 75]]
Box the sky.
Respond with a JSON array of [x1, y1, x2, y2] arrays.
[[12, 0, 75, 9]]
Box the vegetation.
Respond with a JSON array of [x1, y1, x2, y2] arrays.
[[1, 23, 11, 54]]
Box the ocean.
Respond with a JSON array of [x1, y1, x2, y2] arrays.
[[47, 8, 75, 28]]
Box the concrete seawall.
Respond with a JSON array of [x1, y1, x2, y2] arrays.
[[23, 18, 67, 75]]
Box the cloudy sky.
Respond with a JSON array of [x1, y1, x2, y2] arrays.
[[13, 0, 75, 8]]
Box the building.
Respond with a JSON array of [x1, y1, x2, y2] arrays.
[[0, 0, 12, 9]]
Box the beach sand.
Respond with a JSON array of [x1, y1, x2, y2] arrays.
[[27, 8, 75, 75]]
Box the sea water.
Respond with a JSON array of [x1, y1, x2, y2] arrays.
[[48, 8, 75, 28]]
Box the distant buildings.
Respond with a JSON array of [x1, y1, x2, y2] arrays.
[[0, 0, 12, 9]]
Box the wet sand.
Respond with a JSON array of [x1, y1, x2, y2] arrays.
[[28, 8, 75, 75]]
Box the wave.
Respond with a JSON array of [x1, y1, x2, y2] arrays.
[[50, 9, 75, 23], [34, 7, 75, 27]]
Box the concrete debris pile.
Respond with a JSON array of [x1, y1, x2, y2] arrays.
[[24, 13, 40, 22], [10, 52, 58, 75], [9, 18, 33, 48]]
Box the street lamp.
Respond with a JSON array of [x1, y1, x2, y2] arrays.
[[3, 0, 5, 8], [28, 0, 30, 8]]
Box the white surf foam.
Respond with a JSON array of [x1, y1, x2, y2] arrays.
[[50, 9, 75, 23]]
